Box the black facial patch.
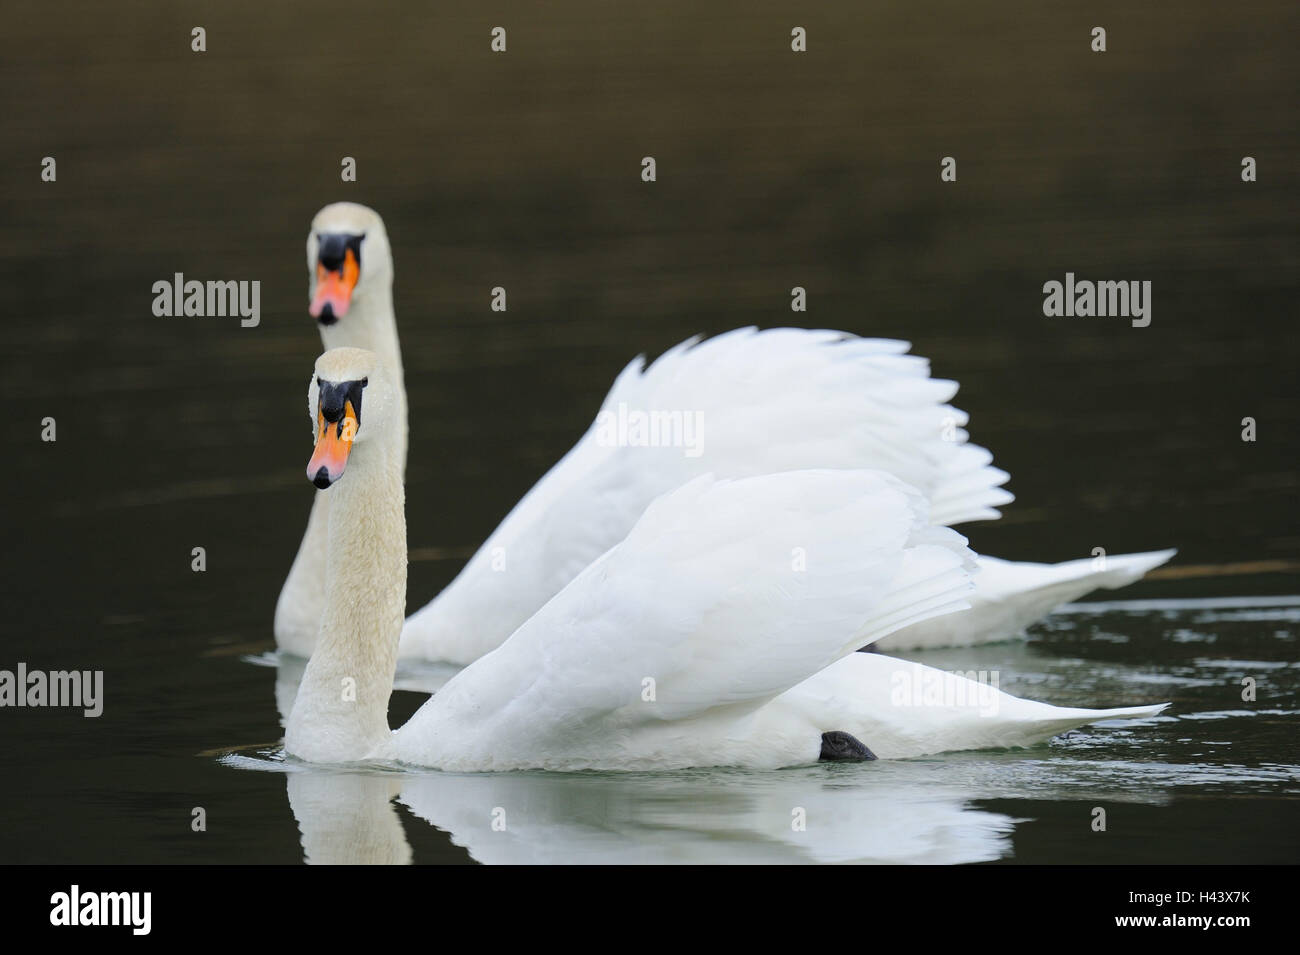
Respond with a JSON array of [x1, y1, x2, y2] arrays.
[[318, 378, 366, 431], [316, 232, 364, 273]]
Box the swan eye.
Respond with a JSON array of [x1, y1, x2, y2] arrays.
[[361, 377, 368, 387]]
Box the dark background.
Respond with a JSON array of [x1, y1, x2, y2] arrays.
[[0, 2, 1296, 863]]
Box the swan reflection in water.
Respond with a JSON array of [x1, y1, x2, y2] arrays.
[[232, 651, 1174, 865], [229, 749, 1023, 865]]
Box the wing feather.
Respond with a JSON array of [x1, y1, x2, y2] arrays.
[[401, 328, 1008, 663]]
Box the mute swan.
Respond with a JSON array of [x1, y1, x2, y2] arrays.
[[283, 348, 1166, 771], [275, 202, 1173, 663]]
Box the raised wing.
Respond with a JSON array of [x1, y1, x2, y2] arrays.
[[394, 469, 975, 770], [400, 328, 1009, 664]]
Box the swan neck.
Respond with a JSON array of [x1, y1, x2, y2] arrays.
[[285, 430, 406, 763], [323, 282, 400, 369]]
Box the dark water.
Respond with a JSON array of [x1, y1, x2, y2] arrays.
[[1, 1, 1297, 863]]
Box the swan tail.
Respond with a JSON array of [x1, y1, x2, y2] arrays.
[[1022, 701, 1170, 732], [875, 548, 1177, 651], [774, 653, 1169, 759]]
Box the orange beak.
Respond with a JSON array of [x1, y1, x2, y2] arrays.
[[307, 400, 358, 488], [309, 248, 360, 321]]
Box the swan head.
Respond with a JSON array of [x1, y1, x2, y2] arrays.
[[306, 347, 395, 489], [307, 203, 392, 326]]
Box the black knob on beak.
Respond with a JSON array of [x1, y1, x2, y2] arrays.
[[320, 388, 346, 423], [318, 233, 348, 272], [318, 378, 364, 424]]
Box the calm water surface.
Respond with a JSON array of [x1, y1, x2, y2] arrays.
[[211, 594, 1300, 865], [231, 597, 1298, 864]]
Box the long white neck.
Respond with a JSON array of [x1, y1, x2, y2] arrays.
[[284, 421, 407, 763], [321, 280, 407, 473]]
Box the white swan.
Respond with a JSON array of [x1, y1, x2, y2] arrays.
[[275, 201, 1173, 663], [283, 348, 1166, 771]]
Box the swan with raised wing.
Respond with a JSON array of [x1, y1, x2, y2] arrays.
[[283, 348, 1166, 770]]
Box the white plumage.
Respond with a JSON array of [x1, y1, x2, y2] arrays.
[[285, 351, 1165, 771], [400, 326, 1019, 663], [399, 325, 1172, 663], [390, 470, 975, 769]]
